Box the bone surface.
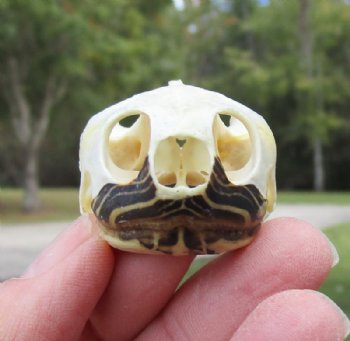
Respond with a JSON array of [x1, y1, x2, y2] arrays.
[[79, 81, 276, 255]]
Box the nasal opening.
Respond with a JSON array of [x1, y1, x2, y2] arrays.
[[176, 138, 187, 148], [154, 136, 211, 189]]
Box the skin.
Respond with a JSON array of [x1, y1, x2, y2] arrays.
[[0, 215, 348, 341]]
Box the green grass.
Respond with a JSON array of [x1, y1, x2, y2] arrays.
[[320, 222, 350, 320], [179, 256, 213, 287], [0, 188, 79, 224], [277, 191, 350, 205]]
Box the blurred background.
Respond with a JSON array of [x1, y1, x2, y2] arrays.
[[0, 0, 349, 323]]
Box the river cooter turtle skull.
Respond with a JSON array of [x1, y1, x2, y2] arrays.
[[79, 81, 276, 255]]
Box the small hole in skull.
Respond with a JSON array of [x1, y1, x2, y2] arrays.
[[176, 138, 187, 148], [157, 172, 177, 188], [186, 171, 206, 188], [219, 114, 231, 127], [119, 114, 140, 127]]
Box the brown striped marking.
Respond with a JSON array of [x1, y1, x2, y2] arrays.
[[92, 157, 267, 255]]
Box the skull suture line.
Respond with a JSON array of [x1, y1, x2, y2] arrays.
[[79, 81, 276, 255]]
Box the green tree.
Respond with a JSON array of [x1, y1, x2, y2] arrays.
[[242, 0, 350, 190], [0, 0, 87, 211], [0, 0, 175, 211], [176, 0, 350, 190]]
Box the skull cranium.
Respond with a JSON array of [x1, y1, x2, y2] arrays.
[[79, 80, 276, 255]]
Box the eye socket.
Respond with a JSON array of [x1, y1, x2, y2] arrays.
[[108, 112, 150, 172], [118, 114, 140, 127], [219, 114, 231, 127], [214, 112, 252, 172]]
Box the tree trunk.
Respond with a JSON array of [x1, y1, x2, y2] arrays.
[[22, 148, 41, 212], [298, 0, 326, 191], [1, 57, 66, 212], [313, 137, 324, 191]]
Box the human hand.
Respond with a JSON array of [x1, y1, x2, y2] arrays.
[[1, 215, 349, 340]]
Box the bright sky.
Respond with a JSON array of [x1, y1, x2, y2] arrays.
[[172, 0, 185, 10]]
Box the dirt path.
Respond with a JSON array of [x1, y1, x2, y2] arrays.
[[1, 204, 350, 280], [0, 221, 68, 280], [267, 204, 350, 228]]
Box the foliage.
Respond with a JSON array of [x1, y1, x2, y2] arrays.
[[170, 0, 350, 190], [0, 0, 179, 200], [0, 0, 94, 210], [1, 0, 350, 192]]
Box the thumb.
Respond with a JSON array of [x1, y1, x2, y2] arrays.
[[0, 215, 114, 341]]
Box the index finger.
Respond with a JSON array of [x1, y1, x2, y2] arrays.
[[87, 248, 194, 340], [137, 218, 337, 340]]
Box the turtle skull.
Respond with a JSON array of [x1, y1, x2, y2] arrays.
[[79, 80, 276, 255]]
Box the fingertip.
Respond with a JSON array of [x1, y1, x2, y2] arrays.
[[307, 290, 350, 340], [145, 216, 339, 341], [0, 218, 115, 341], [232, 289, 349, 341], [260, 217, 336, 274]]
